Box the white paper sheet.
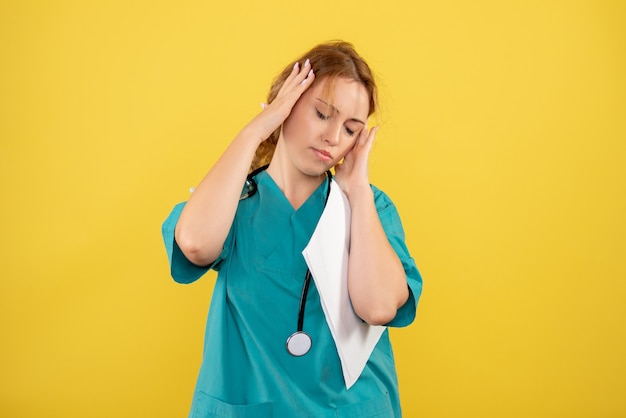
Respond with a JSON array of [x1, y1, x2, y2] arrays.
[[302, 179, 386, 389]]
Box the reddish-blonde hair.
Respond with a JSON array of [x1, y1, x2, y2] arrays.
[[250, 40, 378, 171]]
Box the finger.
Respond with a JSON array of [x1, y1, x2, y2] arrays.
[[269, 60, 314, 115], [369, 126, 378, 142], [361, 126, 377, 152], [299, 68, 315, 88], [348, 127, 374, 166], [282, 59, 312, 90], [274, 62, 301, 96], [352, 125, 369, 148], [277, 65, 314, 105]]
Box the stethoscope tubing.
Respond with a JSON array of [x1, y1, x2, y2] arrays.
[[241, 165, 332, 355]]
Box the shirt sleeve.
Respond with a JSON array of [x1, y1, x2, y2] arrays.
[[371, 186, 423, 328], [161, 202, 233, 284]]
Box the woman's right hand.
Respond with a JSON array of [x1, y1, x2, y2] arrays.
[[175, 60, 314, 267], [247, 59, 315, 143]]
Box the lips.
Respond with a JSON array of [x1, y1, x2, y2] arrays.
[[313, 148, 332, 161]]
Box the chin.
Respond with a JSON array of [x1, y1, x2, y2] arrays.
[[300, 163, 331, 178]]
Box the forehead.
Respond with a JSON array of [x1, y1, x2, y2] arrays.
[[306, 77, 370, 119]]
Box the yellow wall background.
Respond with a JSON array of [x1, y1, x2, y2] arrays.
[[1, 0, 625, 417]]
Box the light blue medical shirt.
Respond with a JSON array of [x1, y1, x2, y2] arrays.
[[162, 171, 422, 418]]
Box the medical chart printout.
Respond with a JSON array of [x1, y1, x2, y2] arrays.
[[303, 179, 386, 389]]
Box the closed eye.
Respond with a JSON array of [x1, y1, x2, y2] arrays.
[[316, 109, 329, 121], [316, 106, 358, 136]]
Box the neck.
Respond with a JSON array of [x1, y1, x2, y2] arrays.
[[266, 161, 326, 211]]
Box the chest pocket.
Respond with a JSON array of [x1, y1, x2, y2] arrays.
[[192, 392, 273, 418], [335, 392, 394, 418]]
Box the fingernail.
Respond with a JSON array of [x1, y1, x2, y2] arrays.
[[300, 69, 314, 85], [293, 62, 299, 70], [261, 102, 266, 109], [300, 69, 314, 86], [304, 58, 310, 67]]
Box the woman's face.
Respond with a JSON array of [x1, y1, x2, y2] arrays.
[[279, 76, 370, 176]]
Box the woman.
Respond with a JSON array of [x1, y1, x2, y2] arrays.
[[162, 41, 422, 417]]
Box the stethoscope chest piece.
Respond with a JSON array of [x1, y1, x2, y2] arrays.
[[286, 331, 312, 357]]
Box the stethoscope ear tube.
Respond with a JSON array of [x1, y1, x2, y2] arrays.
[[240, 164, 270, 200]]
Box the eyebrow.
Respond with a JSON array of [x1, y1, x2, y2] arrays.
[[316, 98, 365, 125]]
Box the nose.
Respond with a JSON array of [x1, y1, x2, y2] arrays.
[[322, 123, 342, 146]]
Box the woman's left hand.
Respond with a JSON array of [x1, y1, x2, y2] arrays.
[[334, 126, 377, 198]]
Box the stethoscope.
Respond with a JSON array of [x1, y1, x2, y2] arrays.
[[241, 164, 332, 356]]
